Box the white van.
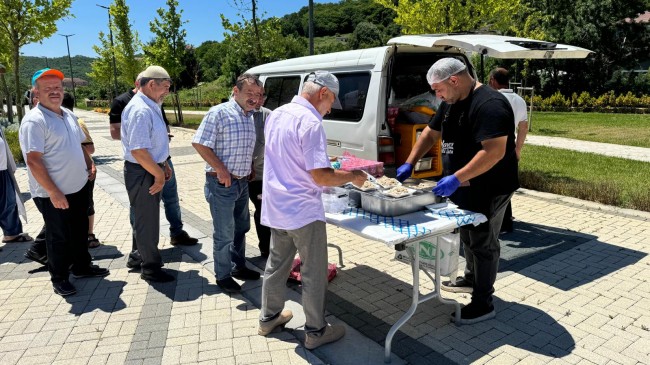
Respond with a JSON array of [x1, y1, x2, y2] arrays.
[[247, 34, 591, 178]]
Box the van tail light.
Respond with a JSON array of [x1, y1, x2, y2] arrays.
[[378, 136, 395, 165]]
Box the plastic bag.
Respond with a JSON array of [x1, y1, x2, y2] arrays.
[[288, 258, 338, 283]]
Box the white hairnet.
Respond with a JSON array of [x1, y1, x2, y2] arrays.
[[426, 58, 467, 85]]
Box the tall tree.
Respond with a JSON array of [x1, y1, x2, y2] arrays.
[[88, 31, 116, 100], [536, 0, 650, 95], [111, 0, 141, 86], [143, 0, 189, 124], [143, 0, 188, 86], [0, 0, 73, 121], [220, 10, 306, 82], [373, 0, 520, 35]]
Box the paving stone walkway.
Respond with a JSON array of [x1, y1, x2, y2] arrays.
[[0, 109, 649, 365]]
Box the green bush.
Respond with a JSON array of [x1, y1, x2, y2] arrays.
[[530, 90, 649, 112], [2, 129, 23, 164]]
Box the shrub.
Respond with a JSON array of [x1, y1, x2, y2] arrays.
[[2, 128, 24, 164]]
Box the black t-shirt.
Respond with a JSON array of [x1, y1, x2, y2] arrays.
[[109, 90, 136, 124], [429, 85, 519, 199]]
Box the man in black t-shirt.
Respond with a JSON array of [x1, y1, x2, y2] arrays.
[[109, 75, 198, 270], [396, 58, 519, 324]]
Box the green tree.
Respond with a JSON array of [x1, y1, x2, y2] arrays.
[[535, 0, 650, 96], [220, 14, 306, 83], [143, 0, 189, 124], [349, 22, 384, 49], [195, 41, 225, 82], [111, 0, 141, 86], [373, 0, 520, 34], [143, 0, 188, 86], [0, 0, 73, 121], [88, 31, 116, 100]]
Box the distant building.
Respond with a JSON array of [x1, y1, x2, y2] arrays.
[[63, 77, 88, 88]]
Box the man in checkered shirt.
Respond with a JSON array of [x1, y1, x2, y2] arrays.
[[192, 74, 265, 294]]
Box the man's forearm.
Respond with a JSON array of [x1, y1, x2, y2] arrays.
[[406, 126, 439, 165], [110, 123, 121, 140], [454, 137, 506, 183], [131, 149, 164, 177], [516, 121, 528, 152], [192, 143, 227, 173], [311, 168, 358, 187]]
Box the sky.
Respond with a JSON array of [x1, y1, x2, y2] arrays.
[[21, 0, 336, 58]]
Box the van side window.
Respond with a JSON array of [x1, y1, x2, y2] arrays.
[[304, 72, 371, 123], [263, 76, 301, 110]]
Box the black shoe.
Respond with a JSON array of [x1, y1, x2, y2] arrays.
[[53, 280, 77, 296], [451, 302, 496, 324], [72, 264, 110, 279], [170, 231, 199, 246], [141, 269, 175, 282], [24, 249, 48, 266], [231, 267, 261, 280], [126, 251, 142, 269], [441, 277, 473, 293], [217, 277, 241, 294]]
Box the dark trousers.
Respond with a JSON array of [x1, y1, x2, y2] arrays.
[[124, 161, 163, 271], [33, 183, 91, 283], [452, 188, 513, 308], [30, 179, 95, 256], [501, 201, 513, 231], [248, 180, 271, 255]]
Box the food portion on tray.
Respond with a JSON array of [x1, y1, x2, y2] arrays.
[[406, 181, 437, 190], [354, 180, 379, 191], [375, 176, 401, 189], [381, 186, 416, 198]]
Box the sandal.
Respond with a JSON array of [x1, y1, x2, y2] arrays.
[[88, 234, 101, 248], [2, 233, 33, 243]]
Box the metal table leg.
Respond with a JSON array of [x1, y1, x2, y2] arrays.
[[384, 236, 461, 363]]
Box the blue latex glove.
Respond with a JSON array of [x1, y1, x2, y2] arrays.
[[433, 175, 461, 196], [395, 163, 413, 182]]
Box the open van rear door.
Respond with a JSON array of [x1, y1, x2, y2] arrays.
[[387, 34, 592, 59]]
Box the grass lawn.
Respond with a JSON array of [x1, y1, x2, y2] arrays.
[[531, 112, 650, 147], [167, 113, 203, 128], [520, 145, 650, 211]]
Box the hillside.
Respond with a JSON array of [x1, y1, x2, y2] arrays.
[[19, 55, 94, 84]]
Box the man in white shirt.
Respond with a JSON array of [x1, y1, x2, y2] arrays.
[[488, 67, 528, 233]]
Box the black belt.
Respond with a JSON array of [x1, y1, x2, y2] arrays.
[[125, 161, 166, 168]]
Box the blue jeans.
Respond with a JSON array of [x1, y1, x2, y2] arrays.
[[204, 175, 250, 280], [129, 158, 183, 241], [162, 159, 183, 237]]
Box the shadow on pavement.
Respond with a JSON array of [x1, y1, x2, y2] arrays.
[[327, 265, 575, 365], [92, 154, 124, 166], [322, 222, 643, 364], [65, 278, 128, 315], [493, 221, 646, 290]]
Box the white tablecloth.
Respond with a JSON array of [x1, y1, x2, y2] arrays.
[[325, 203, 487, 247]]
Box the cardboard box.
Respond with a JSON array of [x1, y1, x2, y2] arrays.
[[394, 233, 459, 276]]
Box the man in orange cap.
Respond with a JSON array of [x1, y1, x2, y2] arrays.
[[19, 68, 110, 296]]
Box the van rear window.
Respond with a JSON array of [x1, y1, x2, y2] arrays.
[[263, 76, 301, 110]]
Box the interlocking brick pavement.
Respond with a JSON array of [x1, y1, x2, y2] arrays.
[[1, 109, 649, 364]]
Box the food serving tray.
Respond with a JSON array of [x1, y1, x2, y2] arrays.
[[360, 190, 441, 217]]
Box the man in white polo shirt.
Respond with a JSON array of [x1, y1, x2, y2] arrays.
[[257, 71, 365, 349], [488, 67, 528, 233], [19, 68, 109, 296]]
